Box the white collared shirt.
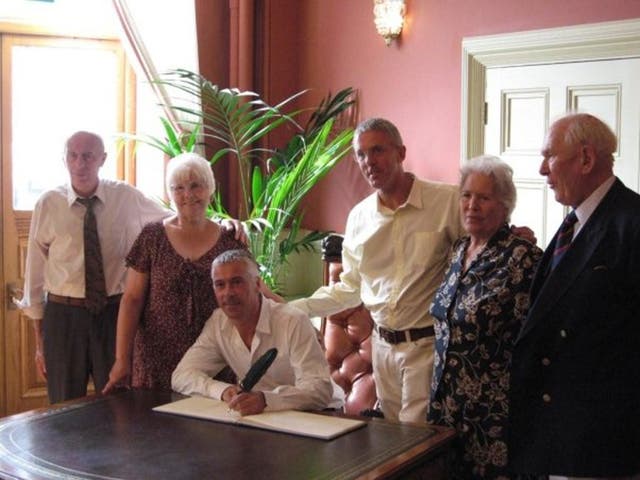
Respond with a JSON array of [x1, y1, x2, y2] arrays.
[[291, 177, 462, 330], [171, 297, 337, 412], [572, 175, 616, 239], [20, 179, 168, 319]]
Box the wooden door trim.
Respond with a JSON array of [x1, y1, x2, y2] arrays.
[[1, 33, 9, 417], [0, 31, 134, 416], [461, 18, 640, 162]]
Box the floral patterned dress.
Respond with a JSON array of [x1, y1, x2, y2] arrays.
[[128, 221, 245, 391], [427, 224, 542, 479]]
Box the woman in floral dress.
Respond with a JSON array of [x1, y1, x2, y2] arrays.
[[427, 155, 542, 479], [103, 153, 245, 392]]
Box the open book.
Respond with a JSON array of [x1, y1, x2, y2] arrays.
[[153, 396, 366, 440]]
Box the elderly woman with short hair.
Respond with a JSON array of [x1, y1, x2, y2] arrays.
[[103, 153, 245, 392], [427, 155, 542, 479]]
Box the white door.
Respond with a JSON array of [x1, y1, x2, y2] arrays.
[[484, 58, 640, 247]]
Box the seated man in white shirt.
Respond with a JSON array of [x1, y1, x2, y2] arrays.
[[172, 249, 337, 415]]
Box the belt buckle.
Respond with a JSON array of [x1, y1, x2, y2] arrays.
[[379, 326, 403, 344], [380, 327, 390, 343], [377, 326, 392, 344]]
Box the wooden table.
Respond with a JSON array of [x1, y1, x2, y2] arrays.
[[0, 390, 455, 479]]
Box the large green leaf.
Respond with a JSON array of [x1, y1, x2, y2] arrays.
[[252, 118, 353, 290], [138, 69, 355, 292]]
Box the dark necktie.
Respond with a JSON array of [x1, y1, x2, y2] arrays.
[[77, 197, 107, 314], [551, 210, 578, 270]]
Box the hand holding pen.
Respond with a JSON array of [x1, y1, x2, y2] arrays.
[[222, 348, 277, 416], [223, 387, 266, 416]]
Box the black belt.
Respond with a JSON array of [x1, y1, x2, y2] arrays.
[[375, 325, 435, 344], [47, 293, 123, 308]]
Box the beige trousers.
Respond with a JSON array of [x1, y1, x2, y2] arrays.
[[371, 332, 434, 424]]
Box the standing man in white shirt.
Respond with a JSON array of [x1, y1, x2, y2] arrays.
[[172, 249, 336, 415], [20, 131, 245, 404], [19, 131, 169, 403], [290, 118, 463, 423]]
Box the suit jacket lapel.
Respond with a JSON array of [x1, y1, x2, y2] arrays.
[[519, 179, 622, 339]]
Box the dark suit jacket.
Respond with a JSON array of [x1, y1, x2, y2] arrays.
[[509, 178, 640, 477]]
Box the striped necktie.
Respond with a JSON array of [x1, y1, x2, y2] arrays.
[[77, 197, 107, 314], [551, 210, 578, 270]]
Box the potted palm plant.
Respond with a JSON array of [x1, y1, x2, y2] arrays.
[[132, 69, 355, 292]]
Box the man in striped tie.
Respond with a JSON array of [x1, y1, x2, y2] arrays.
[[19, 131, 245, 404], [509, 113, 640, 479], [19, 132, 169, 403]]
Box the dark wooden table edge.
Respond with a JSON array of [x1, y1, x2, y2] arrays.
[[0, 391, 457, 480], [353, 417, 456, 479], [1, 394, 96, 422]]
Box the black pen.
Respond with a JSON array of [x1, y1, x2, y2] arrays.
[[239, 348, 278, 392]]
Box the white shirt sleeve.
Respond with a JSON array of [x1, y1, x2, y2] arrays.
[[19, 197, 49, 320], [261, 312, 332, 411], [290, 214, 363, 317], [171, 315, 232, 400]]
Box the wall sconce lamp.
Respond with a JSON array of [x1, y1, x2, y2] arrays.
[[373, 0, 406, 46]]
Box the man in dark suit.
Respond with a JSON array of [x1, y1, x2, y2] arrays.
[[509, 113, 640, 479]]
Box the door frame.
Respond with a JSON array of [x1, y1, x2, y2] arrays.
[[461, 17, 640, 177], [0, 29, 135, 416]]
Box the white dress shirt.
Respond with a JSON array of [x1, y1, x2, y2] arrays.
[[20, 179, 168, 319], [573, 175, 616, 239], [291, 177, 462, 330], [172, 297, 335, 412]]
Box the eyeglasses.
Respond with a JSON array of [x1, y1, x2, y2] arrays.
[[169, 181, 206, 194]]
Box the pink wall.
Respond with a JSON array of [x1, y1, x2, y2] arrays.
[[266, 0, 640, 233]]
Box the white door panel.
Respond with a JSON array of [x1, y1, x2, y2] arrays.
[[485, 58, 640, 247]]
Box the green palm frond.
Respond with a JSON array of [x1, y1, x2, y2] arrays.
[[156, 69, 308, 216], [252, 119, 353, 288], [139, 69, 355, 292], [119, 116, 201, 158]]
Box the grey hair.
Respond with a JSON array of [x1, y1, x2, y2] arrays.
[[211, 249, 259, 277], [354, 118, 404, 148], [558, 112, 617, 163], [460, 155, 517, 220], [166, 152, 216, 198]]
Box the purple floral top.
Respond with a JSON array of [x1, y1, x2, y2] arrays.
[[127, 221, 245, 391]]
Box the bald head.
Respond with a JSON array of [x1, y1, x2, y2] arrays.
[[64, 131, 107, 197], [66, 131, 105, 154], [540, 113, 617, 207], [554, 113, 616, 168]]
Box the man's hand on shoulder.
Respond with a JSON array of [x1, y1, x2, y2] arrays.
[[511, 225, 537, 245], [258, 279, 285, 303], [218, 218, 249, 244]]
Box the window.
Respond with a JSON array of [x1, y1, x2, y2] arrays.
[[4, 34, 129, 209]]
